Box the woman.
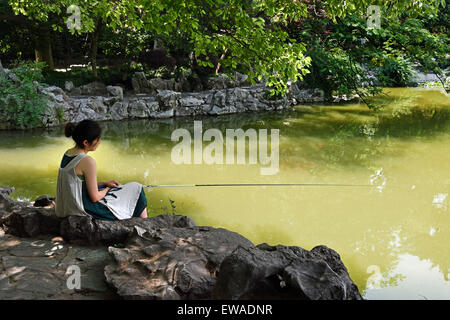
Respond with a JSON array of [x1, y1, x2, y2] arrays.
[[55, 119, 148, 220]]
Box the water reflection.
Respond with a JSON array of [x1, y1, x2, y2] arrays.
[[365, 253, 450, 300]]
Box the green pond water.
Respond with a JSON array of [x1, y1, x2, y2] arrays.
[[0, 88, 449, 299]]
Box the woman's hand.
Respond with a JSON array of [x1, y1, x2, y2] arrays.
[[105, 180, 120, 188]]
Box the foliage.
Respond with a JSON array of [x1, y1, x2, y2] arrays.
[[287, 6, 382, 103], [381, 18, 449, 92], [376, 56, 417, 87], [285, 0, 449, 104], [140, 48, 176, 73], [420, 79, 450, 89], [0, 61, 49, 128], [41, 65, 140, 88], [7, 0, 443, 96]]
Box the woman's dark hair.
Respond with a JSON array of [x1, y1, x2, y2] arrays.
[[65, 120, 102, 148]]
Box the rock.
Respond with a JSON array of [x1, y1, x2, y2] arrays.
[[293, 88, 325, 103], [132, 72, 151, 94], [106, 86, 123, 101], [128, 101, 149, 118], [65, 81, 74, 92], [234, 71, 249, 86], [2, 66, 333, 130], [33, 195, 55, 208], [110, 101, 129, 120], [178, 96, 204, 107], [213, 243, 362, 300], [156, 90, 181, 110], [0, 187, 16, 212], [175, 106, 205, 117], [226, 87, 250, 104], [208, 105, 237, 116], [207, 74, 234, 90], [60, 214, 195, 246], [149, 78, 167, 91], [72, 98, 108, 122], [0, 207, 61, 238], [78, 81, 107, 96], [40, 85, 67, 98], [149, 109, 175, 119], [0, 232, 118, 299], [174, 80, 183, 92], [212, 90, 227, 106], [412, 72, 440, 83], [104, 225, 254, 299]]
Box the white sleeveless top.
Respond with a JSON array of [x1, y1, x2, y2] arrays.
[[55, 152, 143, 220], [55, 152, 87, 217]]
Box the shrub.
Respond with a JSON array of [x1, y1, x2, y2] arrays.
[[376, 57, 417, 87], [43, 66, 124, 88], [303, 45, 368, 99], [0, 61, 49, 129]]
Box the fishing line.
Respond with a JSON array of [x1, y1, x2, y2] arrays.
[[143, 183, 374, 188]]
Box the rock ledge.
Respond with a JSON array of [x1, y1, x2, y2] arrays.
[[0, 187, 362, 300]]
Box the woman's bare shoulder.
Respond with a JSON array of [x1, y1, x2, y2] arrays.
[[78, 155, 96, 167]]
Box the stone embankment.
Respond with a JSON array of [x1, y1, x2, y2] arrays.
[[0, 71, 325, 130]]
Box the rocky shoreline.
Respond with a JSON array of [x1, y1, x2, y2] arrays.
[[0, 71, 327, 130], [0, 186, 362, 300]]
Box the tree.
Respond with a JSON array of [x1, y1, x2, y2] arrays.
[[7, 0, 443, 94], [7, 0, 138, 76]]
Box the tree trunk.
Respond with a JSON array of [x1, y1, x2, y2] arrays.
[[34, 25, 54, 70], [91, 20, 104, 78], [215, 49, 228, 75]]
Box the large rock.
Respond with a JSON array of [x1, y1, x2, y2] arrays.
[[64, 81, 74, 92], [178, 96, 204, 107], [206, 74, 234, 90], [148, 78, 177, 92], [213, 243, 363, 300], [128, 101, 150, 118], [156, 90, 181, 110], [226, 87, 251, 105], [131, 72, 151, 94], [106, 86, 123, 101], [0, 207, 61, 238], [109, 101, 129, 120], [0, 187, 17, 213], [78, 81, 108, 96], [104, 225, 254, 299], [0, 193, 195, 246], [0, 232, 118, 299], [60, 214, 195, 246], [71, 97, 108, 122]]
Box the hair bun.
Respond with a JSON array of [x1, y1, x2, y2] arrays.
[[64, 122, 76, 137]]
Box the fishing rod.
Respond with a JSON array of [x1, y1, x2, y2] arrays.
[[143, 183, 374, 188]]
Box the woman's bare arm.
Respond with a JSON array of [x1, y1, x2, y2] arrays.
[[80, 156, 110, 202]]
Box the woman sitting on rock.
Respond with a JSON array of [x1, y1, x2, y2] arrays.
[[55, 119, 148, 220]]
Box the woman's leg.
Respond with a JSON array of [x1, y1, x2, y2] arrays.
[[140, 207, 148, 218]]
